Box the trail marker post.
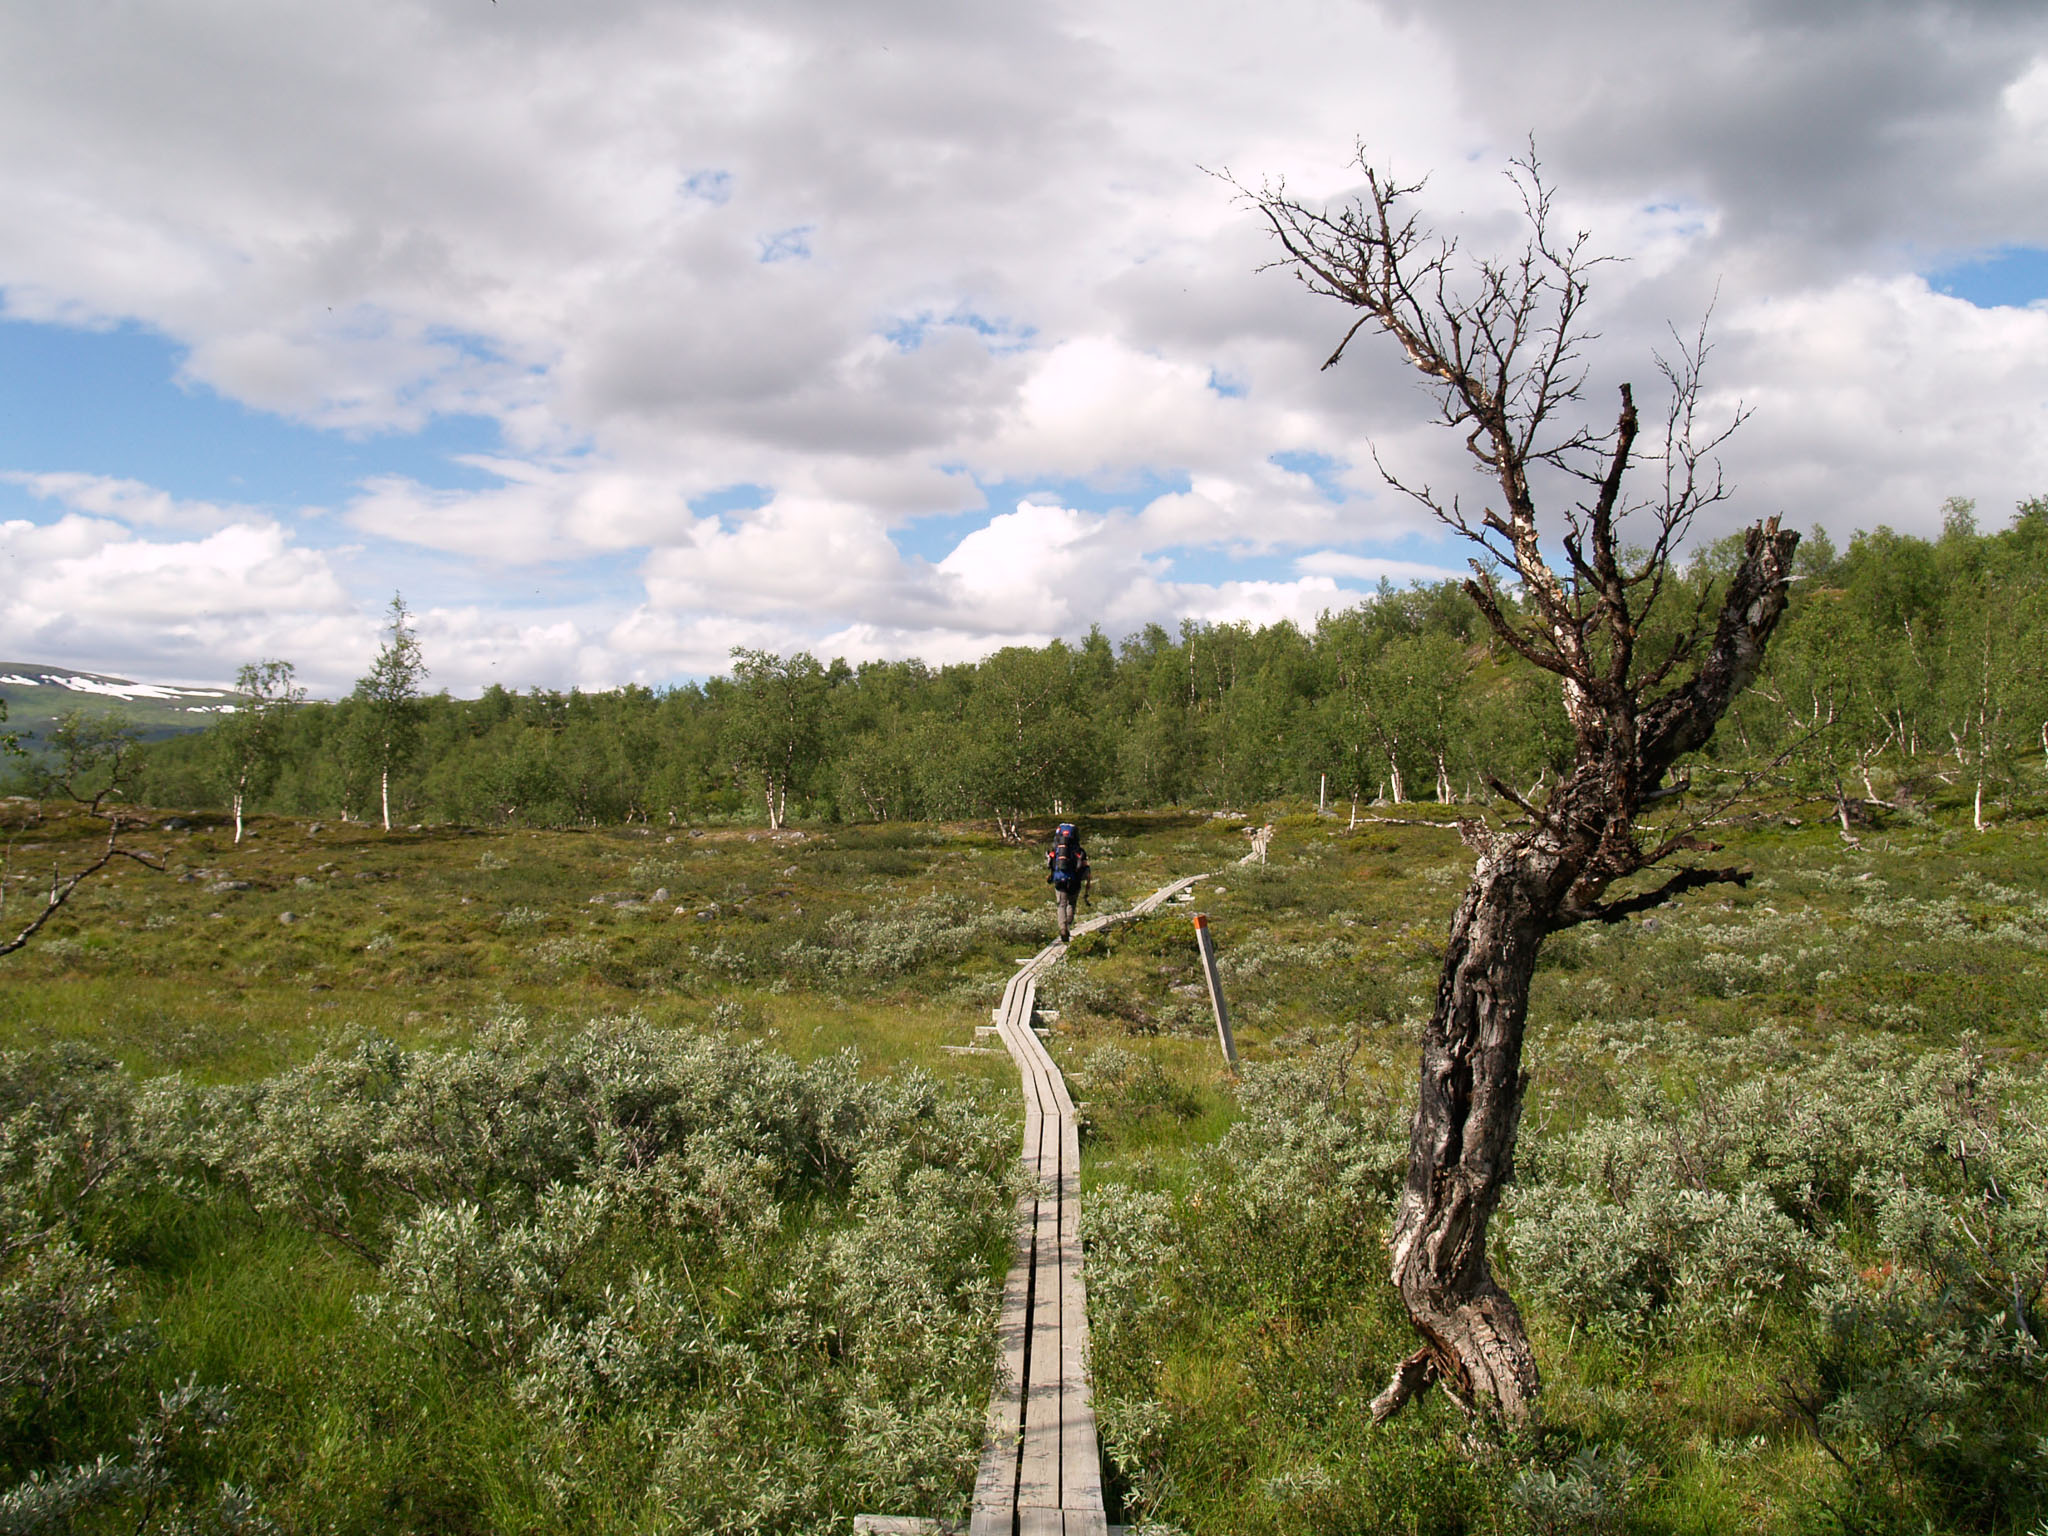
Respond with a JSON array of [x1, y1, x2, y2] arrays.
[[1191, 912, 1237, 1069]]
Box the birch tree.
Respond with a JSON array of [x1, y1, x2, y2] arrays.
[[212, 660, 304, 844], [1242, 148, 1799, 1424], [722, 649, 827, 830], [352, 595, 428, 832]]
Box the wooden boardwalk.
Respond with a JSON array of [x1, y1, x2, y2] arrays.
[[968, 876, 1203, 1536], [857, 875, 1204, 1536]]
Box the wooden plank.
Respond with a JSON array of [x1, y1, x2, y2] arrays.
[[1015, 1154, 1065, 1511], [972, 1181, 1036, 1516], [1058, 1249, 1103, 1515], [1054, 1109, 1103, 1516], [1017, 1509, 1065, 1536]]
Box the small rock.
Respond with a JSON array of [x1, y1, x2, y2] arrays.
[[652, 888, 670, 902], [694, 907, 717, 920], [307, 822, 324, 834], [207, 879, 253, 893], [782, 865, 799, 877], [160, 816, 193, 830], [207, 912, 224, 920], [295, 876, 317, 888], [278, 912, 298, 925]]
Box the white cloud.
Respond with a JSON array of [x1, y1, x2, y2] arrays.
[[0, 513, 359, 687], [2, 471, 246, 533], [1296, 552, 1470, 584], [0, 0, 2042, 691]]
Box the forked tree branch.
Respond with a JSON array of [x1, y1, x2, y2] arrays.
[[1558, 862, 1751, 929], [1, 822, 163, 958]]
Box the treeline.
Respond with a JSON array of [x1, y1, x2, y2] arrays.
[[100, 499, 2048, 829]]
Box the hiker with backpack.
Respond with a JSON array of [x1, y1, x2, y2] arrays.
[[1046, 821, 1090, 942]]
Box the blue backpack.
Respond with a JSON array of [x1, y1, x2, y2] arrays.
[[1048, 823, 1083, 889]]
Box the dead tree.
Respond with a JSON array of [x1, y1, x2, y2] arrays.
[[3, 705, 163, 958], [2, 818, 162, 957], [1240, 148, 1798, 1424]]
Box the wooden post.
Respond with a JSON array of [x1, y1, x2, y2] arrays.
[[1192, 913, 1237, 1068]]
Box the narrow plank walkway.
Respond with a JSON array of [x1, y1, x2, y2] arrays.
[[856, 874, 1207, 1536], [968, 875, 1204, 1536]]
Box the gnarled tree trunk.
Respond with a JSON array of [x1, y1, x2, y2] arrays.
[[1242, 147, 1805, 1423], [1375, 522, 1800, 1422]]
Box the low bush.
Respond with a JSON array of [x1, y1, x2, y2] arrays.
[[0, 1018, 1015, 1532]]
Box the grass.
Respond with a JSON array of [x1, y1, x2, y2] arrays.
[[5, 792, 2048, 1531]]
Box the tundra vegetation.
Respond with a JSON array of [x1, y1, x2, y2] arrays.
[[0, 786, 2044, 1533]]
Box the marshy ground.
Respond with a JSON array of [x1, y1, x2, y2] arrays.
[[3, 796, 2044, 1533]]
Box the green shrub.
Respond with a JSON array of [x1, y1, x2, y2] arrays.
[[0, 1019, 1016, 1531]]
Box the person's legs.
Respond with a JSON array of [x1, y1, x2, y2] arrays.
[[1056, 886, 1076, 940]]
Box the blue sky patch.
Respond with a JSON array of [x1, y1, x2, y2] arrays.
[[758, 226, 814, 263], [1269, 449, 1349, 502], [691, 482, 773, 522], [1925, 247, 2048, 309], [1207, 367, 1246, 398], [883, 308, 1035, 354], [682, 169, 733, 205], [0, 317, 504, 526], [887, 469, 1194, 563]]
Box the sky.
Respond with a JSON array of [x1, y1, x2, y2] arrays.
[[2, 0, 2046, 697]]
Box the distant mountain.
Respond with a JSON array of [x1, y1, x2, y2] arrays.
[[0, 662, 237, 747]]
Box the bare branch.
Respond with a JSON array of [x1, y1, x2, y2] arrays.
[[1558, 863, 1751, 929], [1, 821, 163, 958], [1482, 772, 1543, 820]]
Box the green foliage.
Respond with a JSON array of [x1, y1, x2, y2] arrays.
[[28, 710, 145, 815], [348, 595, 428, 828], [125, 498, 2048, 834], [10, 780, 2048, 1530], [722, 649, 828, 828], [209, 662, 302, 841], [0, 1018, 1013, 1532]]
